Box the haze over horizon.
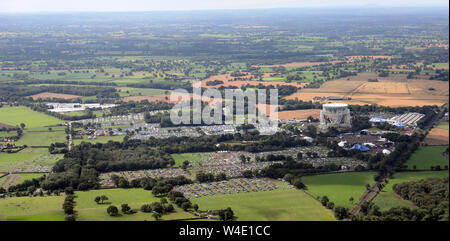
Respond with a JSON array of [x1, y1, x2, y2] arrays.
[[0, 0, 448, 13]]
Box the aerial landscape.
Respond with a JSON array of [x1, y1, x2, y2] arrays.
[[0, 0, 448, 225]]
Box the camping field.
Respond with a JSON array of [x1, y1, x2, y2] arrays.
[[372, 171, 449, 211], [404, 146, 449, 170], [0, 148, 62, 173], [0, 106, 63, 129], [193, 180, 336, 221], [302, 172, 376, 209], [74, 188, 196, 221]]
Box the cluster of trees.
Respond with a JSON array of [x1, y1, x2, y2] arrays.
[[279, 99, 322, 111], [94, 195, 109, 204], [134, 131, 311, 154], [63, 187, 76, 221], [140, 198, 175, 220], [109, 100, 174, 116], [109, 175, 192, 197], [261, 160, 342, 179], [58, 142, 175, 173], [349, 104, 440, 116], [0, 83, 117, 102], [282, 174, 306, 189], [206, 80, 224, 86], [218, 207, 235, 221], [49, 142, 69, 154], [168, 191, 194, 211], [196, 172, 228, 183], [391, 177, 448, 220]]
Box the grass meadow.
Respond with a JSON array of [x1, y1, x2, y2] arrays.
[[302, 172, 376, 209], [74, 188, 195, 221], [0, 195, 65, 221], [0, 106, 62, 129], [193, 180, 335, 221], [404, 146, 449, 170]]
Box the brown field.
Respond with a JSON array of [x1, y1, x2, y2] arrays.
[[285, 73, 449, 107], [252, 61, 344, 68], [275, 109, 321, 120], [256, 104, 279, 116], [197, 73, 308, 89], [255, 104, 320, 120], [424, 128, 449, 146], [30, 92, 81, 100]]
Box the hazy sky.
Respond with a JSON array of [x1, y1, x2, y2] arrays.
[[0, 0, 448, 12]]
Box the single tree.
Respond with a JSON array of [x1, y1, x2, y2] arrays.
[[107, 206, 119, 216]]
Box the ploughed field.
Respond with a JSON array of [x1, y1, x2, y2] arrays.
[[285, 73, 449, 107]]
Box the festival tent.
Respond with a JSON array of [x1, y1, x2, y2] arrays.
[[369, 117, 386, 123]]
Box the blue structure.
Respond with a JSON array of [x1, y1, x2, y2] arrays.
[[351, 144, 370, 152], [369, 117, 386, 123], [393, 122, 406, 127]]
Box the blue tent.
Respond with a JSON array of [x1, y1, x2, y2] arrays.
[[351, 144, 370, 152], [393, 122, 405, 127], [369, 117, 385, 123]]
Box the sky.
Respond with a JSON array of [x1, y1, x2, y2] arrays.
[[0, 0, 448, 12]]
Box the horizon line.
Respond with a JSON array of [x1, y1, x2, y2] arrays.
[[0, 5, 448, 14]]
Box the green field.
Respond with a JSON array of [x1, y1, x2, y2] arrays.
[[0, 173, 46, 188], [75, 188, 196, 221], [0, 148, 62, 172], [302, 172, 376, 209], [0, 195, 65, 221], [438, 121, 449, 130], [170, 152, 212, 167], [0, 106, 63, 129], [405, 146, 449, 170], [373, 171, 449, 211], [193, 181, 335, 221], [14, 131, 66, 146]]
